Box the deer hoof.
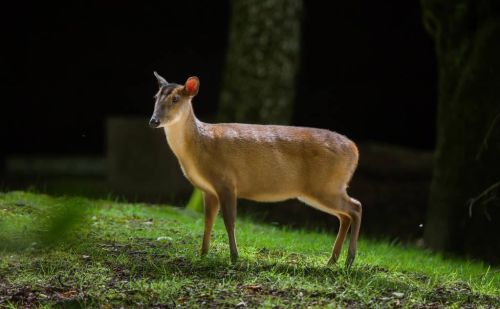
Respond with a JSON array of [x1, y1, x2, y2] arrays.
[[327, 256, 338, 266], [345, 253, 355, 269]]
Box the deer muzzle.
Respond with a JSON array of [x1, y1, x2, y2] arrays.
[[149, 117, 160, 128]]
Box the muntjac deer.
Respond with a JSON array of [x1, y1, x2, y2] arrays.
[[149, 72, 362, 268]]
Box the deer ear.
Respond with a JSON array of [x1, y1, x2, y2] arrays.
[[154, 71, 168, 87], [183, 76, 200, 96]]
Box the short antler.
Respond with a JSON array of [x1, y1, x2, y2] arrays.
[[154, 71, 168, 87]]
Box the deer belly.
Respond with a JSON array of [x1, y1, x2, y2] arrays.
[[236, 172, 301, 202], [238, 191, 297, 202]]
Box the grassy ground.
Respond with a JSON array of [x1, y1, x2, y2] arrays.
[[0, 192, 498, 308]]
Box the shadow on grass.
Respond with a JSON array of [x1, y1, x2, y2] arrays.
[[80, 236, 408, 287], [2, 234, 497, 308]]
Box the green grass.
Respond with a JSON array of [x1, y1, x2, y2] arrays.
[[0, 191, 498, 308]]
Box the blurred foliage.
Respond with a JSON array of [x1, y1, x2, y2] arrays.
[[186, 188, 204, 213], [0, 191, 94, 251], [37, 197, 92, 245]]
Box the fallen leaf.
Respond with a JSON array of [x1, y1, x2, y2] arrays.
[[177, 296, 187, 305], [157, 236, 173, 241], [56, 289, 78, 300], [244, 284, 262, 292]]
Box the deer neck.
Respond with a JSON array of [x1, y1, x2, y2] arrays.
[[163, 102, 201, 162]]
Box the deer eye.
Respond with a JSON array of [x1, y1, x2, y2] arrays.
[[172, 95, 180, 103]]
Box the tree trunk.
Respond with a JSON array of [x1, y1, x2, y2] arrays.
[[218, 0, 303, 124], [422, 0, 500, 263]]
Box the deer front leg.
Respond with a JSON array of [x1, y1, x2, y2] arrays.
[[218, 187, 238, 263], [201, 191, 219, 256]]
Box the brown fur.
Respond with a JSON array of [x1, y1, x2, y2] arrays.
[[150, 74, 362, 267]]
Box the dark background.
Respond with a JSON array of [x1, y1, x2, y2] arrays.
[[1, 0, 436, 157]]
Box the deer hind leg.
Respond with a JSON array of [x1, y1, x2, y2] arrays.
[[300, 193, 361, 268], [201, 191, 219, 256], [345, 197, 362, 269], [328, 213, 351, 265], [299, 194, 348, 264]]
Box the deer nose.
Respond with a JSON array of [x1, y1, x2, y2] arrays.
[[149, 118, 160, 128]]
